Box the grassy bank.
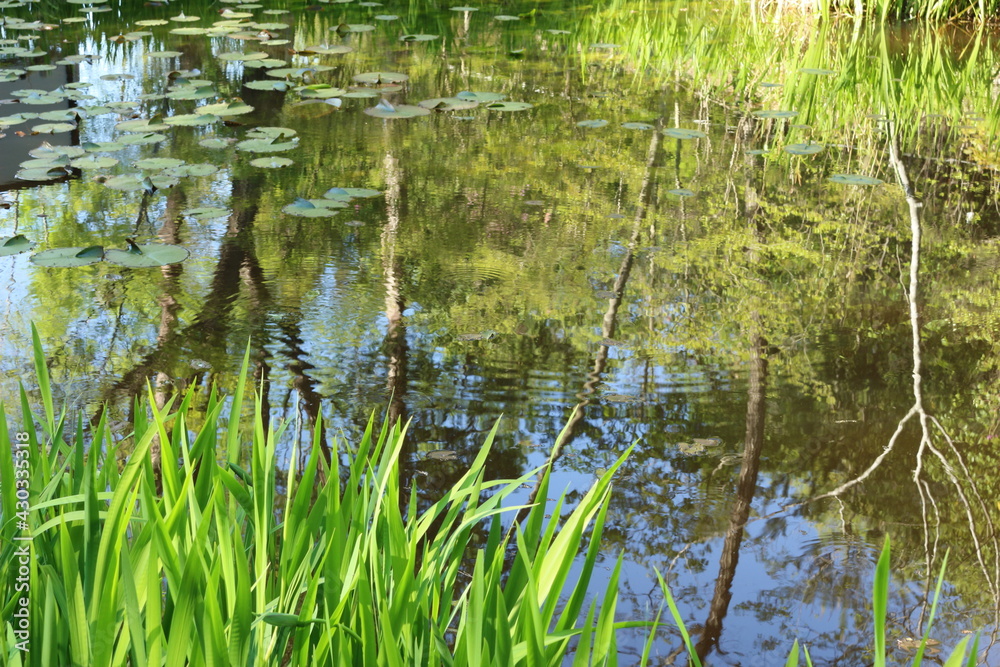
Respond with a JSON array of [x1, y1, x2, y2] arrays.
[[0, 329, 982, 665]]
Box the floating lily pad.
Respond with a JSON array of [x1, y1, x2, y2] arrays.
[[456, 91, 505, 104], [170, 13, 200, 22], [828, 174, 883, 186], [752, 110, 798, 119], [105, 239, 189, 268], [668, 188, 695, 197], [456, 330, 498, 341], [163, 113, 220, 126], [37, 110, 79, 122], [663, 128, 706, 139], [364, 100, 430, 119], [342, 89, 379, 99], [546, 29, 571, 34], [298, 86, 346, 99], [0, 234, 34, 257], [451, 6, 478, 10], [115, 117, 171, 132], [247, 126, 298, 139], [103, 175, 146, 191], [250, 156, 294, 168], [165, 163, 219, 177], [494, 14, 520, 20], [16, 167, 70, 182], [136, 157, 186, 171], [117, 133, 167, 146], [218, 51, 269, 61], [183, 206, 230, 219], [352, 71, 410, 85], [577, 119, 608, 128], [486, 101, 532, 111], [147, 50, 183, 59], [783, 143, 824, 155], [31, 122, 77, 134], [400, 34, 438, 42], [235, 136, 299, 152], [297, 45, 353, 56], [266, 65, 335, 79], [800, 67, 837, 75], [622, 122, 655, 130], [196, 100, 255, 116], [199, 137, 235, 149], [374, 14, 399, 20], [323, 187, 381, 200], [69, 155, 119, 169], [165, 85, 216, 100], [333, 23, 375, 34], [758, 81, 782, 88], [31, 246, 104, 267], [245, 80, 290, 91], [417, 97, 478, 111], [746, 149, 769, 155], [282, 198, 342, 217]]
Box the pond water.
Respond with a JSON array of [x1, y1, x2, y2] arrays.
[[2, 0, 1000, 663]]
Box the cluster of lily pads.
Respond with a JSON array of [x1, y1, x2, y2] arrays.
[[0, 234, 189, 268]]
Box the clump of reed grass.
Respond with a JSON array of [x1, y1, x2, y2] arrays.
[[0, 326, 647, 666]]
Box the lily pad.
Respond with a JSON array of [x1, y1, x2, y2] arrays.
[[115, 117, 171, 132], [218, 51, 269, 61], [783, 143, 824, 155], [31, 122, 77, 134], [352, 71, 409, 85], [828, 174, 883, 186], [486, 102, 532, 112], [147, 50, 183, 59], [31, 246, 104, 268], [196, 100, 255, 117], [117, 133, 167, 146], [105, 240, 189, 268], [0, 234, 34, 257], [577, 119, 608, 128], [663, 128, 706, 139], [163, 113, 220, 127], [199, 137, 235, 149], [297, 45, 353, 55], [451, 6, 478, 10], [135, 157, 186, 171], [374, 14, 399, 20], [668, 188, 695, 197], [622, 122, 655, 130], [400, 34, 438, 42], [244, 80, 290, 91], [250, 156, 294, 168], [103, 175, 147, 191], [457, 91, 505, 103], [16, 167, 70, 182], [363, 100, 431, 119], [323, 187, 381, 200], [236, 136, 299, 152], [752, 110, 798, 120], [69, 155, 119, 169], [183, 206, 230, 220], [417, 97, 478, 111], [494, 14, 520, 20], [282, 198, 342, 217], [298, 85, 347, 99], [266, 65, 335, 79], [165, 164, 219, 178]]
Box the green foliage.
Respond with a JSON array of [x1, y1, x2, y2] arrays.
[[0, 333, 645, 666]]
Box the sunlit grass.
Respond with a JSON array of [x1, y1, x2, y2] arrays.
[[0, 326, 647, 666]]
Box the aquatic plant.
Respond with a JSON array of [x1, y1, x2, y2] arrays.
[[0, 328, 648, 665]]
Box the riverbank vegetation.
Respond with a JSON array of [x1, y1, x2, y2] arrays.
[[0, 333, 985, 665]]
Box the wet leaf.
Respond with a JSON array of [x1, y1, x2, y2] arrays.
[[400, 34, 439, 42], [417, 97, 478, 111], [197, 100, 255, 116], [199, 137, 235, 149], [486, 101, 533, 111], [323, 187, 382, 200], [622, 122, 655, 130], [250, 156, 294, 168], [183, 206, 230, 219], [456, 91, 506, 103], [783, 143, 824, 155], [163, 113, 220, 127], [0, 234, 34, 257], [752, 110, 798, 119], [352, 71, 409, 85], [668, 188, 695, 197], [31, 246, 104, 267], [31, 122, 77, 134], [663, 128, 706, 139], [69, 155, 119, 169], [577, 119, 608, 128], [105, 241, 190, 268], [364, 100, 431, 119]]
